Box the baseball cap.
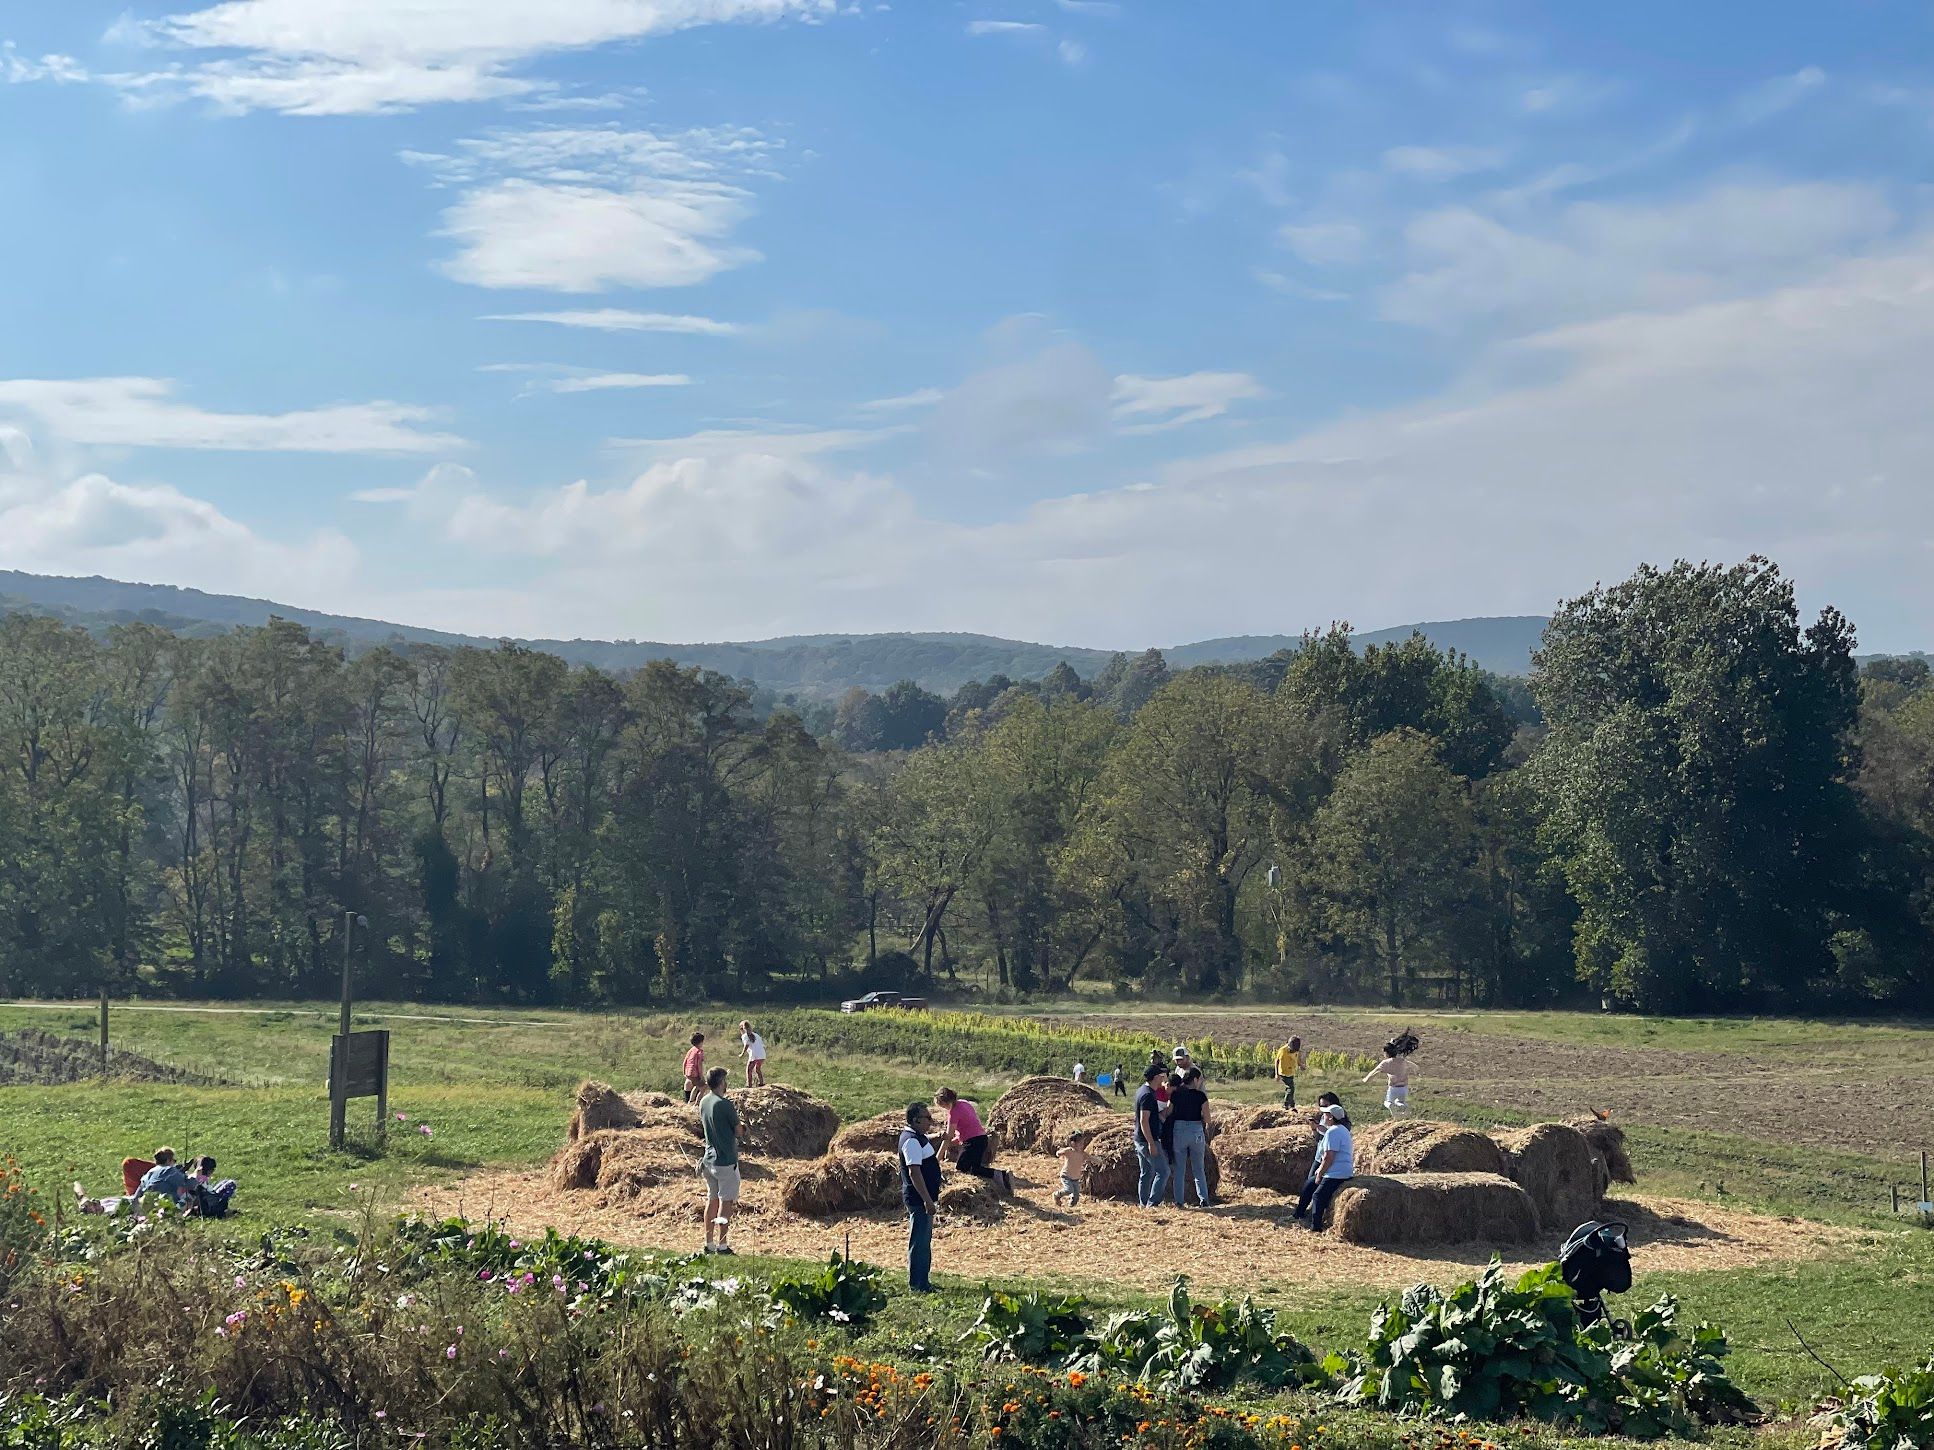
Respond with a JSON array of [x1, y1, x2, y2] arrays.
[[1321, 1103, 1350, 1124], [1172, 1046, 1190, 1059]]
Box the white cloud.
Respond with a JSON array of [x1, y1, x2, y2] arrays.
[[2, 43, 87, 84], [1111, 372, 1264, 432], [857, 387, 944, 412], [1381, 180, 1896, 333], [350, 223, 1934, 652], [967, 20, 1046, 35], [483, 309, 742, 335], [1381, 144, 1506, 182], [104, 0, 836, 115], [0, 378, 462, 454], [416, 126, 769, 293], [1058, 39, 1087, 66], [605, 425, 910, 459], [0, 450, 356, 603], [547, 372, 692, 392], [1054, 0, 1120, 14], [1276, 221, 1365, 266], [1734, 66, 1827, 126], [931, 339, 1115, 457]]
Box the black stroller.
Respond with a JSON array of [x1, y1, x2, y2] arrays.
[[1559, 1219, 1632, 1335]]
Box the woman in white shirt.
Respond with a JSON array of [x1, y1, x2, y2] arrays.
[[738, 1020, 768, 1087]]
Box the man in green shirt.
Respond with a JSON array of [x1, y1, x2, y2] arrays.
[[698, 1066, 740, 1255]]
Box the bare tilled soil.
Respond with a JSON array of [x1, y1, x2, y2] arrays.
[[1069, 1011, 1934, 1158], [0, 1028, 226, 1087]]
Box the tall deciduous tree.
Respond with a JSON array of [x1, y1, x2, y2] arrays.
[[1532, 557, 1861, 1010]]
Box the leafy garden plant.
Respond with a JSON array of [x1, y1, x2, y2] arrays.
[[965, 1287, 1096, 1364], [1824, 1353, 1934, 1450], [1329, 1260, 1757, 1439], [1077, 1278, 1327, 1395], [770, 1252, 889, 1328]]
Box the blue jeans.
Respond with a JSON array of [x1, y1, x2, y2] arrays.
[[1171, 1121, 1209, 1206], [1295, 1174, 1349, 1229], [1134, 1139, 1170, 1207], [906, 1201, 933, 1291]]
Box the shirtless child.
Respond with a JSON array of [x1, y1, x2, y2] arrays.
[[1052, 1128, 1096, 1208]]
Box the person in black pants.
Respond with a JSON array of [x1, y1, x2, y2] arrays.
[[1292, 1100, 1353, 1231], [1112, 1063, 1127, 1098]]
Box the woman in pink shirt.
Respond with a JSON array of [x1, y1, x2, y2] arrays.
[[682, 1032, 706, 1103], [933, 1088, 1012, 1194]]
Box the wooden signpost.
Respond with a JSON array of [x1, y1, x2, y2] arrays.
[[328, 1028, 390, 1149], [328, 910, 387, 1150]]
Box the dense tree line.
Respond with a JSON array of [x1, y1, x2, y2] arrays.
[[0, 557, 1928, 1013]]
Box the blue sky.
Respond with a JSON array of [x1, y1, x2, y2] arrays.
[[2, 1, 1933, 650]]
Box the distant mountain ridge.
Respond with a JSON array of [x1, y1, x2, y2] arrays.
[[0, 568, 1552, 694]]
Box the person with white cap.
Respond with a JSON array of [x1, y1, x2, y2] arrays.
[[1290, 1100, 1354, 1231]]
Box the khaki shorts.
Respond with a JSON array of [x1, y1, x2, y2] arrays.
[[701, 1162, 741, 1201]]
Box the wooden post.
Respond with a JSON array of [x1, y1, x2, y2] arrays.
[[331, 911, 355, 1151], [1893, 1184, 1901, 1214], [375, 1041, 389, 1142], [1922, 1151, 1929, 1208], [98, 991, 108, 1076]]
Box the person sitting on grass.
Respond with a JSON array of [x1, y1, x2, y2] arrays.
[[75, 1145, 192, 1216], [1291, 1103, 1354, 1232], [190, 1156, 238, 1218], [899, 1101, 943, 1293], [933, 1088, 1013, 1194], [1052, 1128, 1096, 1209], [698, 1067, 740, 1256]]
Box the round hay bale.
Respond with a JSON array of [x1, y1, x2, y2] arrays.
[[985, 1076, 1111, 1155], [939, 1175, 1005, 1220], [636, 1091, 677, 1109], [831, 1110, 909, 1156], [1567, 1115, 1635, 1185], [781, 1151, 901, 1217], [1491, 1124, 1603, 1231], [568, 1080, 642, 1141], [1330, 1172, 1540, 1246], [549, 1130, 614, 1190], [635, 1105, 704, 1140], [1232, 1105, 1308, 1134], [591, 1128, 700, 1202], [1218, 1124, 1320, 1193], [729, 1084, 839, 1158], [1082, 1118, 1223, 1202], [1357, 1121, 1508, 1177]]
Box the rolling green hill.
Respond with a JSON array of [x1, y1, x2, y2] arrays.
[[0, 567, 1552, 694]]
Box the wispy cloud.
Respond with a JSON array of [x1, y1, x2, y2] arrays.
[[0, 377, 462, 454], [1111, 372, 1265, 432], [90, 0, 839, 116], [1382, 144, 1506, 182], [967, 20, 1046, 35], [482, 309, 742, 336], [857, 387, 945, 412], [408, 126, 774, 293]]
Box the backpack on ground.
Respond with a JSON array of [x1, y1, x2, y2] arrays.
[[1559, 1219, 1632, 1331]]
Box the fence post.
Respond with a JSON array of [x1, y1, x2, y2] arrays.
[[99, 991, 108, 1076]]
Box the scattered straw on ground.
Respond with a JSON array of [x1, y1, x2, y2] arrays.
[[415, 1157, 1849, 1295]]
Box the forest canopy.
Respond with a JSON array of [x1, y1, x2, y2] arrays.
[[0, 557, 1927, 1014]]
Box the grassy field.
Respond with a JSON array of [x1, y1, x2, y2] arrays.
[[2, 996, 1931, 1428]]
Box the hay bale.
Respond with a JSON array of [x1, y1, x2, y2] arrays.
[[1568, 1115, 1635, 1185], [1330, 1173, 1540, 1246], [635, 1105, 704, 1139], [1491, 1124, 1603, 1232], [637, 1091, 677, 1109], [1082, 1118, 1223, 1202], [939, 1176, 1005, 1220], [729, 1084, 839, 1158], [985, 1076, 1111, 1155], [568, 1080, 642, 1141], [593, 1128, 701, 1202], [549, 1130, 615, 1190], [1232, 1105, 1308, 1133], [1218, 1124, 1320, 1193], [831, 1110, 909, 1156], [781, 1152, 901, 1217], [1357, 1120, 1508, 1177]]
